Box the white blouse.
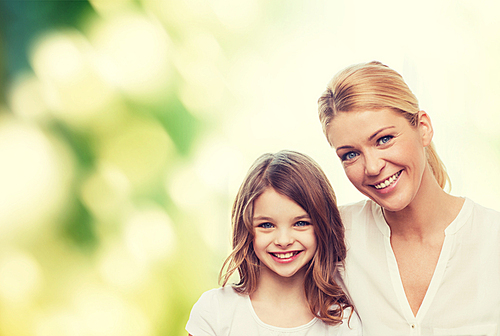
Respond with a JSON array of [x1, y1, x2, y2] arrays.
[[186, 287, 362, 336], [340, 198, 500, 336]]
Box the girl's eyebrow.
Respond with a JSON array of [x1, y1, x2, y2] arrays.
[[253, 215, 273, 221], [253, 214, 311, 221]]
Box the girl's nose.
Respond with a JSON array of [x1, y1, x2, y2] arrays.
[[274, 228, 294, 247], [364, 151, 385, 176]]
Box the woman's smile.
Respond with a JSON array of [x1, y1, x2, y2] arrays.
[[328, 108, 432, 211], [372, 170, 402, 191]]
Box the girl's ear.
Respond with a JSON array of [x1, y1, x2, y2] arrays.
[[418, 111, 433, 147]]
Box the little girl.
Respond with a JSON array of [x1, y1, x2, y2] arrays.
[[186, 150, 361, 335]]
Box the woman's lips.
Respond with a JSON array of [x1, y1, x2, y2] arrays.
[[373, 170, 402, 189]]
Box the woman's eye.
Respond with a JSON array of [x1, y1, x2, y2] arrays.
[[342, 152, 358, 161], [294, 221, 311, 227], [258, 222, 274, 229], [378, 135, 393, 145]]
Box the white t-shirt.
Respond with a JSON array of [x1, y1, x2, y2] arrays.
[[186, 286, 361, 336], [340, 198, 500, 336]]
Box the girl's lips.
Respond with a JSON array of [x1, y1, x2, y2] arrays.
[[269, 251, 303, 263]]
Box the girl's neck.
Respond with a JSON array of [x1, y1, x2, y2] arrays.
[[249, 266, 314, 328], [383, 167, 464, 239], [251, 265, 306, 303]]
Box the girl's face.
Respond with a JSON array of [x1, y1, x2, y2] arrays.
[[327, 108, 433, 212], [252, 187, 317, 279]]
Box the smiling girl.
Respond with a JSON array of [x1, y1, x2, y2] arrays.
[[318, 61, 500, 335], [186, 150, 361, 336]]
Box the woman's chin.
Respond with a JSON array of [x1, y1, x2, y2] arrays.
[[365, 192, 412, 213]]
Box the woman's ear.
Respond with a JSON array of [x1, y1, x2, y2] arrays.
[[418, 111, 433, 147]]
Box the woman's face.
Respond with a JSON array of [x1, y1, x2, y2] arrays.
[[327, 108, 433, 212]]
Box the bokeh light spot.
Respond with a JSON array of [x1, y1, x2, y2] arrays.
[[81, 163, 131, 222], [8, 73, 49, 122], [30, 31, 116, 128], [124, 206, 176, 265], [0, 118, 73, 238], [98, 118, 174, 188], [90, 13, 171, 102], [0, 250, 42, 303], [98, 240, 148, 289]]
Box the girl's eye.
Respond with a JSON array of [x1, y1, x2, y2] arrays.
[[294, 221, 311, 227], [377, 135, 393, 145], [341, 151, 358, 161], [258, 222, 274, 229]]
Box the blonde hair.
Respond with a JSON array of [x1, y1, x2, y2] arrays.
[[318, 61, 450, 189], [219, 150, 353, 325]]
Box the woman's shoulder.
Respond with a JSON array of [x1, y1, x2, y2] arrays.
[[339, 199, 372, 213], [468, 198, 500, 217], [466, 198, 500, 229], [339, 199, 376, 225], [330, 307, 362, 336]]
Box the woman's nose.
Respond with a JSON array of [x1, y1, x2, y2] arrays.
[[364, 151, 385, 176]]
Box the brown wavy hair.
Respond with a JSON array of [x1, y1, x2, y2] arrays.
[[318, 61, 450, 189], [219, 150, 353, 325]]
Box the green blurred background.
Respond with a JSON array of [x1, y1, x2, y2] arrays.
[[0, 1, 499, 335]]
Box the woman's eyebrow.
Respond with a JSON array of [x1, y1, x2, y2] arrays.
[[335, 126, 396, 153], [336, 144, 354, 153], [368, 126, 395, 141]]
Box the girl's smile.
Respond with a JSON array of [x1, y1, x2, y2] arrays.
[[252, 187, 317, 278], [269, 250, 303, 263]]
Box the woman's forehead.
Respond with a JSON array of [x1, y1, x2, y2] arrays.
[[327, 109, 408, 147]]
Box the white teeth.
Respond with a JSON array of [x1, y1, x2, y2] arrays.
[[274, 252, 295, 259], [375, 171, 401, 189]]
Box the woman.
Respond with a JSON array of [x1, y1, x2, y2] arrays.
[[318, 61, 500, 335]]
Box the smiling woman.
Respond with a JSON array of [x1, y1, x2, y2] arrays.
[[318, 61, 500, 335], [185, 150, 361, 335], [328, 108, 433, 212]]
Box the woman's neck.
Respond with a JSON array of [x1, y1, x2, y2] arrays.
[[383, 167, 464, 239]]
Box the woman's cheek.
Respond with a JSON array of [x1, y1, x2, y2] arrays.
[[344, 164, 362, 186]]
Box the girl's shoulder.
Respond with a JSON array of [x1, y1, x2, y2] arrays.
[[186, 287, 249, 336], [194, 286, 246, 309]]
